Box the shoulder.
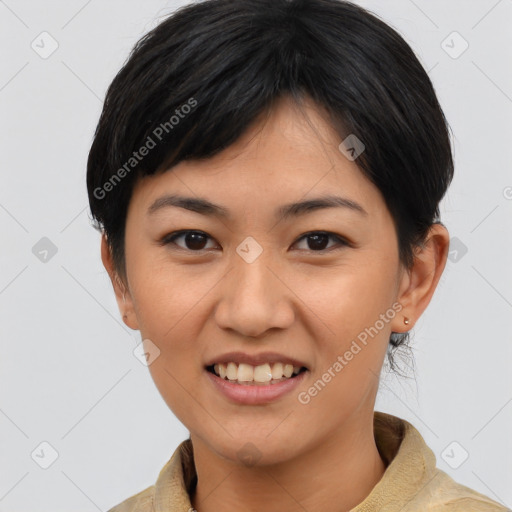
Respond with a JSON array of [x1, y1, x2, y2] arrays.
[[104, 439, 194, 512], [106, 484, 155, 512], [371, 412, 509, 512], [405, 467, 510, 512]]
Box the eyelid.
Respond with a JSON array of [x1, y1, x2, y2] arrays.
[[159, 230, 219, 250], [293, 231, 350, 251], [160, 229, 351, 252]]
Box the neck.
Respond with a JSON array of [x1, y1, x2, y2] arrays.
[[190, 412, 387, 512]]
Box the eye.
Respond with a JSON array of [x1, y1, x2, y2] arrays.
[[161, 230, 218, 251], [160, 230, 349, 253], [293, 231, 349, 252]]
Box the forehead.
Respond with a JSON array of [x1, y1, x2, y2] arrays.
[[128, 96, 384, 220]]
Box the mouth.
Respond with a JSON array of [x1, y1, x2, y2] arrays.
[[206, 362, 308, 386], [205, 361, 309, 405]]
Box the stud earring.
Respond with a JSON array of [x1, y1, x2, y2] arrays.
[[403, 317, 410, 325]]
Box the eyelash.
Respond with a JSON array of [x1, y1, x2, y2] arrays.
[[159, 230, 350, 253]]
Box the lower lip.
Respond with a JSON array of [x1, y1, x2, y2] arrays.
[[205, 369, 308, 405]]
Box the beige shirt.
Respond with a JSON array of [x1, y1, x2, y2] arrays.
[[107, 411, 509, 512]]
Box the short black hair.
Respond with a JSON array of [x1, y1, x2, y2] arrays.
[[87, 0, 454, 373]]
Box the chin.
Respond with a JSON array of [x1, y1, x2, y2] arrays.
[[203, 430, 305, 468]]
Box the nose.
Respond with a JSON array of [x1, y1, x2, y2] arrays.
[[214, 250, 295, 338]]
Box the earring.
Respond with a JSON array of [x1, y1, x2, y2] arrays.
[[403, 317, 410, 325]]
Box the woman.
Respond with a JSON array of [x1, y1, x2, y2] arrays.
[[87, 0, 509, 510]]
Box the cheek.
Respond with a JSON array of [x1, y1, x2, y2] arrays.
[[133, 267, 208, 424], [145, 358, 207, 433], [292, 257, 398, 337], [290, 259, 397, 407], [129, 254, 211, 340], [292, 270, 392, 427]]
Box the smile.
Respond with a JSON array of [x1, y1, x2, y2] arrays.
[[207, 362, 306, 385], [205, 365, 309, 405]]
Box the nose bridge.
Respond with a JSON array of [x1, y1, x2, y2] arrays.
[[215, 240, 294, 337], [235, 246, 272, 297], [232, 235, 274, 295]]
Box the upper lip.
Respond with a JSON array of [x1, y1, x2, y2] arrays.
[[205, 351, 308, 369]]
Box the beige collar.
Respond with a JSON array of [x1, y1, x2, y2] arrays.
[[152, 411, 439, 512]]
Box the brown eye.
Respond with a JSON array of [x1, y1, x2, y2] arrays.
[[162, 230, 217, 251], [294, 231, 348, 252]]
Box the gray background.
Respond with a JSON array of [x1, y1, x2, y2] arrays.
[[1, 0, 511, 510]]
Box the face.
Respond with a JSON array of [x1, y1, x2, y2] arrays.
[[111, 95, 414, 465]]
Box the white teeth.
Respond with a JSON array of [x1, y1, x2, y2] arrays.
[[271, 362, 283, 379], [211, 362, 304, 384], [237, 363, 254, 382], [253, 363, 272, 382], [226, 362, 238, 380]]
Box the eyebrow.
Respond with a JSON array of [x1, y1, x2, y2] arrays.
[[147, 193, 368, 220]]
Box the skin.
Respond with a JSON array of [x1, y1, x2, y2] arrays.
[[101, 95, 449, 512]]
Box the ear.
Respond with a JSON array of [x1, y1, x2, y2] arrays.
[[100, 233, 139, 331], [391, 223, 450, 333]]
